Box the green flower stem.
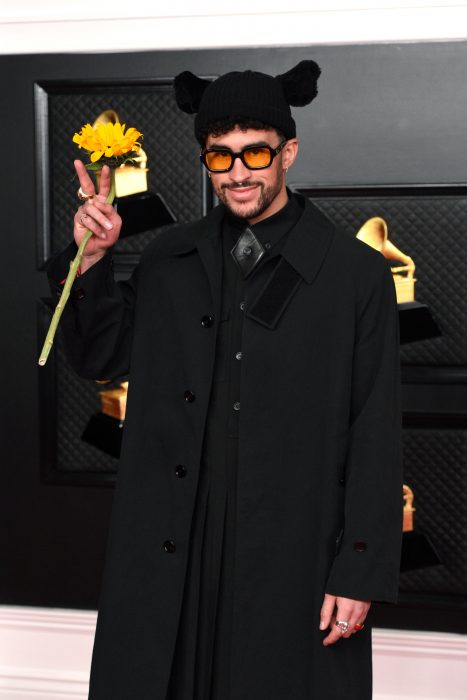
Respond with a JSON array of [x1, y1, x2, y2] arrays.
[[38, 170, 116, 367]]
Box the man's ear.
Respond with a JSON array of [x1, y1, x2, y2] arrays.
[[174, 71, 211, 114], [282, 138, 299, 171]]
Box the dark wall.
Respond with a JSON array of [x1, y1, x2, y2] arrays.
[[1, 43, 467, 625]]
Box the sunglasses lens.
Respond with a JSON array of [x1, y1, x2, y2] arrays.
[[243, 147, 272, 169], [205, 150, 233, 172]]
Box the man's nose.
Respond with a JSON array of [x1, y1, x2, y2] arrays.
[[229, 157, 252, 182]]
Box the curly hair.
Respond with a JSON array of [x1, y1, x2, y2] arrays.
[[197, 118, 285, 148]]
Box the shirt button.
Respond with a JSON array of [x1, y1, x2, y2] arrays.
[[235, 351, 242, 360], [201, 314, 214, 328], [184, 390, 196, 403], [265, 242, 271, 250], [163, 540, 176, 553], [239, 301, 245, 311], [242, 246, 252, 256], [175, 465, 187, 478], [233, 401, 241, 411], [354, 541, 367, 552]]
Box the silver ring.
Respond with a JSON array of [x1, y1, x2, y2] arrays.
[[77, 186, 93, 201], [335, 620, 350, 634]]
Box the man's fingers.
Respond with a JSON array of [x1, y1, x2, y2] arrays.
[[83, 202, 114, 231], [323, 613, 346, 646], [75, 208, 107, 240], [95, 164, 111, 202], [323, 601, 352, 646], [321, 597, 371, 646], [74, 160, 96, 197], [344, 601, 371, 638], [319, 593, 336, 631]]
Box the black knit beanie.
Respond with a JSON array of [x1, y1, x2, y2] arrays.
[[174, 60, 321, 144]]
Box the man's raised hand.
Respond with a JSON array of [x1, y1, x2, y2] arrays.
[[73, 160, 122, 272]]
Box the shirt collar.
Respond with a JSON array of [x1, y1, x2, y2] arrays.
[[223, 190, 302, 253]]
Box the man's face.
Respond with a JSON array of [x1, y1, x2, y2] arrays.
[[205, 126, 296, 224]]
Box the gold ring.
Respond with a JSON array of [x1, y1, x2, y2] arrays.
[[77, 186, 93, 201]]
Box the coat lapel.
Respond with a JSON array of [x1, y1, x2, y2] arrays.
[[196, 232, 222, 319], [173, 206, 224, 321], [246, 197, 336, 330]]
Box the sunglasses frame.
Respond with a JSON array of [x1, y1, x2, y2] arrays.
[[200, 139, 288, 173]]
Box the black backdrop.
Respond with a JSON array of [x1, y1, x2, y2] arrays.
[[1, 42, 467, 630]]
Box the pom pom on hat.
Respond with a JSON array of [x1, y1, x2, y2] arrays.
[[276, 59, 321, 107], [174, 71, 211, 114]]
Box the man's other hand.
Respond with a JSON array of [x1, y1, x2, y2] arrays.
[[320, 593, 371, 646]]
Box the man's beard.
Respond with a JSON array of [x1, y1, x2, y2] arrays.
[[214, 174, 283, 221]]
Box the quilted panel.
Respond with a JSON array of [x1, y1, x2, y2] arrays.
[[311, 195, 467, 366], [54, 326, 119, 474], [45, 83, 202, 259], [399, 428, 467, 595]]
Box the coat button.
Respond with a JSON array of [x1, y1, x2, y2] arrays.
[[201, 315, 214, 328], [354, 541, 367, 552], [184, 390, 196, 403], [233, 401, 241, 411], [163, 540, 176, 553], [235, 351, 242, 360], [239, 301, 245, 311], [175, 465, 187, 478], [74, 288, 86, 300]]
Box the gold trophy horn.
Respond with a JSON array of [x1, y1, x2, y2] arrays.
[[356, 217, 416, 303]]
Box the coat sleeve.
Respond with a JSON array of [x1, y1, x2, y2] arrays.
[[46, 242, 139, 380], [325, 256, 403, 603]]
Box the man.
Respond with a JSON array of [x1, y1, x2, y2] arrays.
[[49, 61, 402, 700]]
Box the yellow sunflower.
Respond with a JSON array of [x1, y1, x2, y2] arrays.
[[72, 121, 143, 163]]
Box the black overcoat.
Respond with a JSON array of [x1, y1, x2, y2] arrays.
[[50, 195, 402, 700]]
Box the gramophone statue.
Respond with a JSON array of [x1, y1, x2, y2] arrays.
[[356, 217, 416, 304], [98, 381, 128, 421], [91, 109, 176, 238], [400, 483, 441, 572], [81, 381, 128, 458], [356, 216, 441, 343]]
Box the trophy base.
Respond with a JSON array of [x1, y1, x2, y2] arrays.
[[398, 301, 441, 344], [400, 530, 442, 572], [117, 190, 177, 238], [81, 412, 123, 459]]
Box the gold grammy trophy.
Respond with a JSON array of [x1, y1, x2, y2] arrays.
[[355, 216, 441, 343], [403, 484, 416, 533], [400, 483, 441, 572], [99, 382, 129, 422], [356, 217, 416, 304]]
